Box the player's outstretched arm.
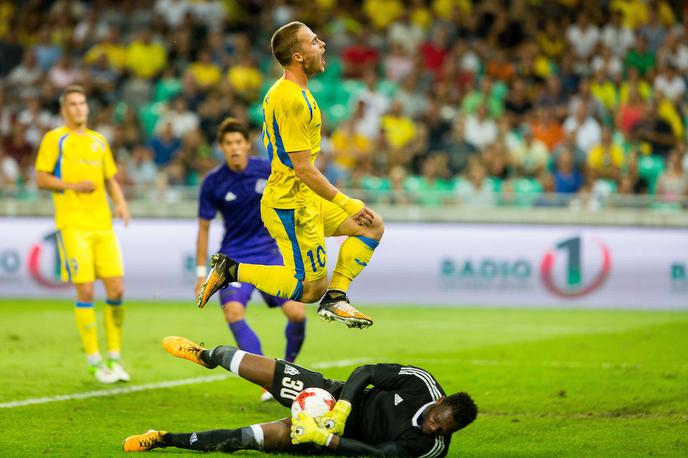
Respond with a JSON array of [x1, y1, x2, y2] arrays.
[[290, 150, 373, 227], [106, 177, 130, 227]]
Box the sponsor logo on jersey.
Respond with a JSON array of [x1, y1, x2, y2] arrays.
[[284, 365, 300, 376], [255, 179, 267, 194], [225, 191, 237, 202], [394, 393, 404, 406], [189, 433, 198, 444]]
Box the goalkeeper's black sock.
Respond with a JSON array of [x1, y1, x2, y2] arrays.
[[163, 428, 262, 452], [204, 345, 242, 373]]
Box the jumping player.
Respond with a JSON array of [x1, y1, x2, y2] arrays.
[[123, 336, 478, 456], [195, 117, 306, 400], [197, 22, 384, 329]]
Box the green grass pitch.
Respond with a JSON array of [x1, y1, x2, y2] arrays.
[[1, 299, 687, 457]]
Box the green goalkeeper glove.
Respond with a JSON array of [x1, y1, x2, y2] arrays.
[[290, 412, 333, 447], [332, 192, 365, 217], [318, 399, 352, 435]]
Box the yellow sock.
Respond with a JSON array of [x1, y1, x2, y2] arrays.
[[104, 299, 124, 358], [329, 236, 379, 292], [238, 264, 303, 300], [74, 302, 99, 359]]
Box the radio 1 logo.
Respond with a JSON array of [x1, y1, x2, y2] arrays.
[[0, 233, 61, 286], [441, 236, 612, 298]]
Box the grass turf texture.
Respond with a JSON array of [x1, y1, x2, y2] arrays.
[[0, 299, 686, 457]]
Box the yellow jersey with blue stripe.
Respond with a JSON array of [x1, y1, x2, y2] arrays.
[[262, 77, 321, 209], [35, 126, 117, 230]]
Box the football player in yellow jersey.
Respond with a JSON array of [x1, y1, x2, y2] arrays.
[[35, 85, 131, 383], [198, 22, 384, 329]]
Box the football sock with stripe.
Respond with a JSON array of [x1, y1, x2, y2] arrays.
[[328, 235, 379, 293], [284, 320, 306, 363], [74, 301, 100, 362], [228, 320, 263, 356], [162, 426, 263, 452], [237, 264, 303, 301], [203, 345, 245, 375], [104, 298, 124, 359]]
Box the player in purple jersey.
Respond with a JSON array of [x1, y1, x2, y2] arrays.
[[194, 118, 306, 401]]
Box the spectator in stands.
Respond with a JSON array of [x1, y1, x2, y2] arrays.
[[125, 29, 167, 80], [587, 126, 624, 184], [509, 125, 549, 178], [6, 50, 42, 96], [591, 45, 623, 81], [658, 30, 688, 72], [84, 26, 126, 73], [638, 9, 668, 53], [656, 150, 688, 202], [226, 53, 262, 102], [33, 26, 62, 72], [419, 26, 450, 79], [406, 154, 452, 206], [48, 54, 83, 89], [589, 68, 618, 113], [384, 42, 414, 82], [189, 49, 222, 90], [553, 148, 584, 194], [156, 96, 200, 140], [464, 104, 498, 150], [395, 73, 428, 119], [566, 12, 599, 69], [17, 96, 54, 147], [530, 106, 564, 152], [2, 123, 33, 181], [342, 27, 380, 79], [148, 121, 182, 167], [653, 63, 686, 104], [155, 0, 191, 28], [0, 143, 20, 189], [630, 100, 676, 158], [619, 66, 651, 104], [330, 117, 373, 173], [455, 160, 498, 207], [446, 116, 478, 176], [616, 84, 647, 136], [601, 9, 635, 58], [126, 145, 158, 188], [381, 100, 416, 151], [387, 10, 425, 55], [353, 72, 391, 140], [504, 77, 532, 124], [563, 101, 601, 155], [625, 35, 656, 77]]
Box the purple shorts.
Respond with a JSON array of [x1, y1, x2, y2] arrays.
[[219, 282, 288, 308]]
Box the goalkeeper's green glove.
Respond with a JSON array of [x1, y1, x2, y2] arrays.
[[318, 399, 352, 435], [290, 412, 333, 447], [332, 192, 365, 217]]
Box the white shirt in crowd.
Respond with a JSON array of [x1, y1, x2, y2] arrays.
[[464, 115, 498, 150], [566, 24, 600, 59], [654, 74, 686, 103], [563, 115, 601, 154], [601, 24, 635, 57]]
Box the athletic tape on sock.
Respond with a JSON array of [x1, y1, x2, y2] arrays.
[[248, 425, 264, 449], [229, 350, 246, 375]]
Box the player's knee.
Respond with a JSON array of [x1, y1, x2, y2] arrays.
[[300, 280, 327, 303], [222, 302, 245, 322], [75, 283, 95, 302], [359, 211, 384, 241], [107, 285, 124, 301]]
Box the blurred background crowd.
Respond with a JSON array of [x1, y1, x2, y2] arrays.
[[1, 0, 688, 209]]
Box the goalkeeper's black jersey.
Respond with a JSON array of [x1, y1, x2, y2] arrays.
[[342, 364, 451, 458]]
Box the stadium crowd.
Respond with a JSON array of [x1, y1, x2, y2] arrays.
[[1, 0, 688, 209]]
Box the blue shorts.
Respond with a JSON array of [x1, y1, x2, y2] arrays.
[[219, 282, 288, 308]]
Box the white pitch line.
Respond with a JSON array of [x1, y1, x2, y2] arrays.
[[0, 358, 371, 409]]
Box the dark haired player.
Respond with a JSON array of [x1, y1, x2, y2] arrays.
[[197, 22, 384, 329], [195, 117, 306, 400], [123, 336, 478, 456]]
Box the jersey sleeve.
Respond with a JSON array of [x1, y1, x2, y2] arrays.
[[102, 136, 118, 179], [277, 92, 312, 153], [198, 176, 217, 220], [395, 429, 449, 458], [340, 364, 436, 401], [35, 131, 59, 174]]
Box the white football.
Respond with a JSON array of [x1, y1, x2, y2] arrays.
[[291, 387, 336, 419]]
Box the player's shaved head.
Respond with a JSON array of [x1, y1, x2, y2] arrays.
[[271, 21, 307, 67]]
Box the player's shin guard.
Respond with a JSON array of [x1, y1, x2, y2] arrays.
[[329, 235, 379, 292], [74, 301, 100, 362], [163, 426, 263, 452], [206, 345, 246, 375], [104, 298, 123, 359], [238, 264, 303, 300]]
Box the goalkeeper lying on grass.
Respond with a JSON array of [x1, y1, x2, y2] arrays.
[[123, 336, 477, 456]]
